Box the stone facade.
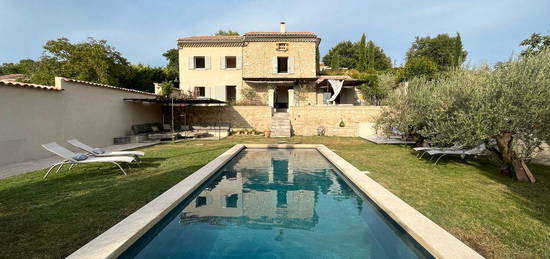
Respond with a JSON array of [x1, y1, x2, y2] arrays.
[[242, 41, 317, 79], [185, 106, 272, 131], [289, 106, 383, 136]]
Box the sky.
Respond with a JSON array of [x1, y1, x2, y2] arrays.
[[0, 0, 548, 67]]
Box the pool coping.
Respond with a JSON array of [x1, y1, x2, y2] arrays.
[[68, 144, 483, 259]]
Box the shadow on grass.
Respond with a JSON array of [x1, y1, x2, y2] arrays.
[[416, 153, 550, 229]]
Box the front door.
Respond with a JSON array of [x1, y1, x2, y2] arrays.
[[275, 86, 289, 112]]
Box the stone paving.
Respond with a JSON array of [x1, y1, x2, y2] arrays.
[[0, 141, 159, 180]]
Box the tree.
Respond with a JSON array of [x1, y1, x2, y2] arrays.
[[162, 48, 179, 80], [399, 56, 438, 81], [214, 30, 239, 36], [119, 64, 168, 92], [322, 36, 391, 71], [357, 34, 368, 72], [27, 37, 131, 86], [406, 33, 467, 70], [378, 49, 550, 182], [519, 32, 550, 57], [358, 72, 396, 105], [0, 59, 37, 76]]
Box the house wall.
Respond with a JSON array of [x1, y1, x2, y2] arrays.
[[185, 105, 272, 131], [289, 106, 382, 136], [0, 78, 161, 166], [243, 41, 317, 78], [178, 46, 244, 102]]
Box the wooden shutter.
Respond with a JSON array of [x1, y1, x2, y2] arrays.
[[188, 56, 194, 70], [205, 56, 211, 70], [236, 56, 242, 70], [272, 57, 278, 74], [288, 57, 295, 74], [205, 86, 211, 98], [220, 56, 225, 69]]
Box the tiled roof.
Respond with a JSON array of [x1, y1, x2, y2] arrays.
[[61, 78, 158, 96], [0, 74, 24, 81], [177, 35, 244, 43], [0, 80, 62, 91], [244, 32, 316, 37], [178, 32, 320, 45]]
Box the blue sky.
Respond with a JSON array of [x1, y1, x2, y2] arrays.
[[0, 0, 548, 67]]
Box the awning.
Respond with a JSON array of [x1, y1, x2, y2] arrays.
[[315, 75, 366, 87], [123, 98, 226, 105]]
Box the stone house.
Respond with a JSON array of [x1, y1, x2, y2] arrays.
[[177, 22, 378, 137], [178, 22, 365, 111]]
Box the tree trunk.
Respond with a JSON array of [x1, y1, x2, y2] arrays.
[[494, 133, 536, 183]]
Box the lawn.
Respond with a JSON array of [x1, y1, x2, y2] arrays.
[[0, 136, 548, 258]]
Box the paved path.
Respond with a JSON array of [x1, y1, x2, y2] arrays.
[[0, 141, 159, 180]]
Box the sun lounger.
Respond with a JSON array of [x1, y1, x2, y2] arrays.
[[414, 144, 464, 159], [425, 144, 486, 165], [67, 139, 145, 157], [41, 142, 135, 179], [362, 136, 415, 145]]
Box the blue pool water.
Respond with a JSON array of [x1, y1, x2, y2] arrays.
[[121, 149, 433, 259]]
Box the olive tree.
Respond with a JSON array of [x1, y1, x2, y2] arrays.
[[378, 49, 550, 182]]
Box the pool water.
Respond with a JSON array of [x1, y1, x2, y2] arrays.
[[121, 149, 433, 259]]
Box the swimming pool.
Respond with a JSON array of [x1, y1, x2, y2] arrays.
[[120, 148, 432, 258]]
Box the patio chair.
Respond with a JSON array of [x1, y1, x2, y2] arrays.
[[425, 144, 486, 165], [414, 144, 464, 159], [41, 142, 135, 179], [67, 139, 145, 157]]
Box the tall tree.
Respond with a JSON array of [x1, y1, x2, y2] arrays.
[[322, 37, 391, 71], [162, 48, 179, 80], [519, 32, 550, 57], [406, 33, 467, 70], [357, 34, 368, 71], [214, 30, 240, 36]]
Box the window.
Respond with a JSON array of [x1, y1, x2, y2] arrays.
[[194, 56, 205, 69], [277, 57, 288, 73], [225, 56, 237, 69], [225, 194, 238, 208], [226, 85, 236, 103], [195, 196, 207, 208], [194, 86, 206, 97], [276, 42, 288, 51]]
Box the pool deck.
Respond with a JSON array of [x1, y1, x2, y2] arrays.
[[68, 144, 483, 259]]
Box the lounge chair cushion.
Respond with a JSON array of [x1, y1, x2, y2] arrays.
[[151, 126, 160, 132], [163, 124, 171, 131], [72, 153, 88, 161], [180, 125, 191, 131], [92, 148, 105, 154]]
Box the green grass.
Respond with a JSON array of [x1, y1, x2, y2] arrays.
[[0, 136, 548, 258]]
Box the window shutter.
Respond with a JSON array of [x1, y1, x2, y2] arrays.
[[205, 56, 211, 70], [219, 85, 227, 101], [272, 57, 278, 74], [288, 57, 295, 74], [205, 86, 211, 98], [220, 56, 225, 69], [236, 56, 242, 70], [188, 56, 194, 70]]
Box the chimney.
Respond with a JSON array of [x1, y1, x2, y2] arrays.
[[279, 22, 286, 33]]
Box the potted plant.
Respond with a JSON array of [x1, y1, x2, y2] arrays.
[[264, 129, 271, 137]]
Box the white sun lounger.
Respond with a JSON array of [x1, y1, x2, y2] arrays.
[[426, 144, 486, 165], [41, 142, 135, 179], [67, 139, 145, 157], [414, 144, 464, 159]]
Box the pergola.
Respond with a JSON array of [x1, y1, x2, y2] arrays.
[[123, 97, 226, 141]]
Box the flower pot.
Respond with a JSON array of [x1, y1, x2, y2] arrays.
[[264, 130, 271, 137]]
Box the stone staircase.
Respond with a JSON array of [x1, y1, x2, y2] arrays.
[[271, 112, 292, 137]]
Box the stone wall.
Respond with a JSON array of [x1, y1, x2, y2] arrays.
[[185, 105, 272, 131], [0, 77, 161, 166], [243, 41, 317, 78], [289, 106, 383, 136]]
